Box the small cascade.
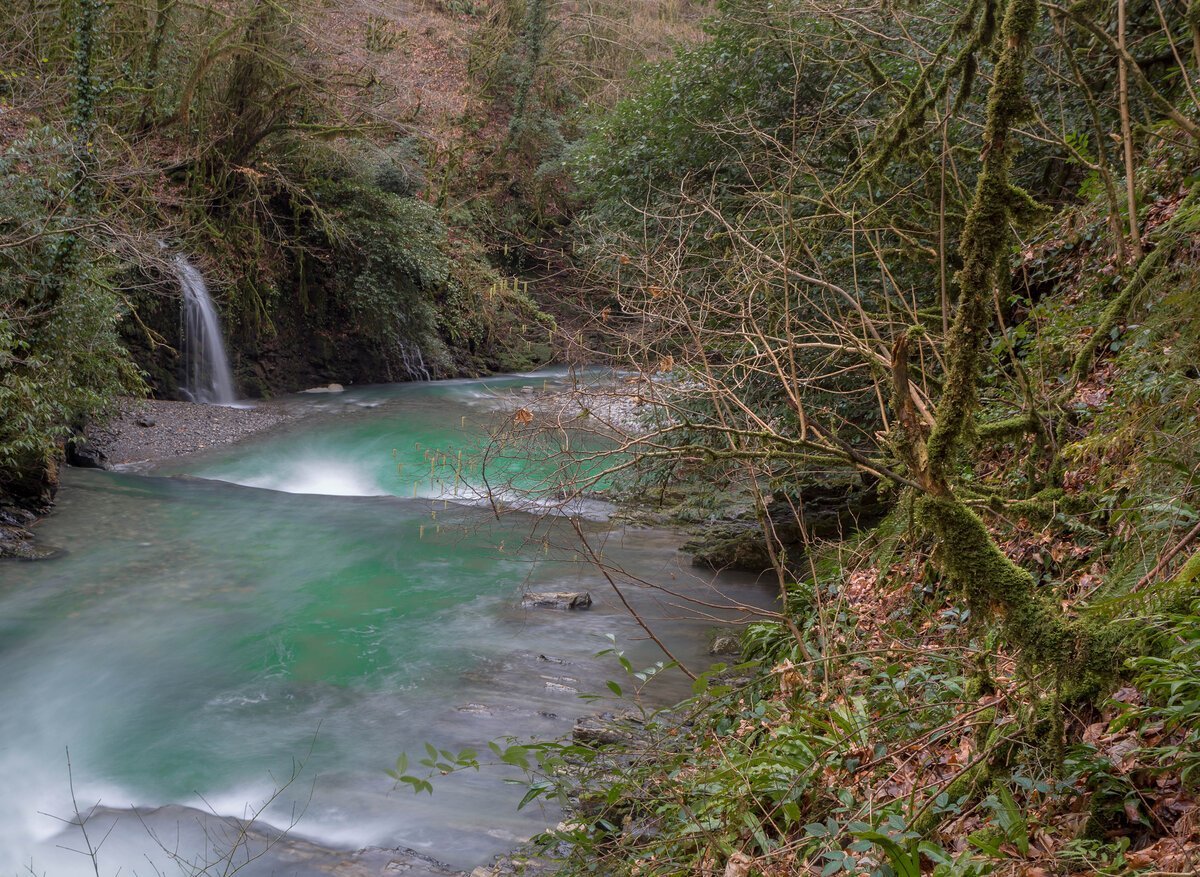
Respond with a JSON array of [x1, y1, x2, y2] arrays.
[[175, 255, 238, 404], [397, 340, 431, 382]]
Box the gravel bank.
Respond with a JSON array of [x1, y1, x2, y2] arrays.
[[516, 376, 668, 436], [89, 398, 296, 467]]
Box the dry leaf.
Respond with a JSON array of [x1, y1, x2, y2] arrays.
[[773, 660, 803, 699], [723, 851, 752, 877]]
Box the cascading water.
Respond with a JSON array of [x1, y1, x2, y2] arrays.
[[176, 255, 238, 404], [397, 339, 431, 381]]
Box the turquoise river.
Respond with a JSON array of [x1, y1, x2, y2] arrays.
[[0, 371, 771, 875]]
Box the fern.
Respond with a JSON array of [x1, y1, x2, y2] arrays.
[[1084, 553, 1200, 622]]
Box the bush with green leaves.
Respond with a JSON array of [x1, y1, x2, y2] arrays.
[[1112, 602, 1200, 786], [0, 130, 141, 500], [293, 144, 554, 378], [311, 177, 449, 376]]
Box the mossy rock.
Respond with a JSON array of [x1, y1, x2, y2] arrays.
[[685, 475, 891, 572]]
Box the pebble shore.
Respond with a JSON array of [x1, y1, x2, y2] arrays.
[[89, 398, 295, 466]]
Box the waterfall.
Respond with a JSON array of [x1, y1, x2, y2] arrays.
[[175, 255, 238, 405], [397, 340, 431, 382]]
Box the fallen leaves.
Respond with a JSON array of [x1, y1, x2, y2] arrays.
[[1125, 837, 1199, 873], [722, 850, 753, 877]]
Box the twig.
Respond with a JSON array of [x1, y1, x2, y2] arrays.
[[1133, 519, 1200, 593], [571, 517, 696, 680]]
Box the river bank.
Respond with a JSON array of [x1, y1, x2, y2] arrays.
[[4, 372, 638, 558], [88, 372, 653, 471], [1, 398, 298, 558], [85, 397, 298, 467]]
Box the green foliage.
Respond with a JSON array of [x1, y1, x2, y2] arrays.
[[571, 1, 832, 235], [0, 130, 141, 494], [475, 619, 1024, 877], [1117, 605, 1200, 785], [311, 178, 448, 374], [1056, 837, 1132, 875], [374, 1, 1200, 873]]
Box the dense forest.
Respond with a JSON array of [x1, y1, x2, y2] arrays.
[[4, 0, 1200, 875]]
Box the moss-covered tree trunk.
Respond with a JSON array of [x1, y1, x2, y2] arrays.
[[893, 0, 1110, 679]]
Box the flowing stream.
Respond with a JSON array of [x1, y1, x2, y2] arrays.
[[0, 373, 771, 876]]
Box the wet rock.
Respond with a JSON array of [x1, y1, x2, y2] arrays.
[[572, 712, 644, 747], [0, 506, 36, 529], [0, 524, 46, 560], [521, 591, 592, 610], [684, 475, 891, 572], [709, 634, 742, 656], [0, 506, 60, 560], [303, 382, 345, 394], [66, 439, 108, 469]]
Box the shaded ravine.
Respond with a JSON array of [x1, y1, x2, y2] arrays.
[[0, 373, 773, 876]]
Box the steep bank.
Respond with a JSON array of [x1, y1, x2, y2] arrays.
[[474, 1, 1200, 874]]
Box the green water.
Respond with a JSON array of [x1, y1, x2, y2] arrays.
[[0, 372, 770, 875]]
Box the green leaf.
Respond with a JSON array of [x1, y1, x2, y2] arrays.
[[500, 745, 531, 770]]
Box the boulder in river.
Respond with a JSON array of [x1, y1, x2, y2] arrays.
[[572, 711, 646, 747], [66, 438, 108, 469], [709, 633, 742, 656], [521, 591, 592, 610]]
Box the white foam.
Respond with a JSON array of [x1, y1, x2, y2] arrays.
[[0, 754, 148, 875], [229, 460, 386, 497]]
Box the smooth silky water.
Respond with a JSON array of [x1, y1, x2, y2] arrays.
[[0, 372, 772, 875]]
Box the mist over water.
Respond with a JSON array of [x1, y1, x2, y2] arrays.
[[0, 373, 772, 875]]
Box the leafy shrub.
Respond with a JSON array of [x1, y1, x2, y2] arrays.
[[0, 130, 141, 497], [311, 179, 449, 377]]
